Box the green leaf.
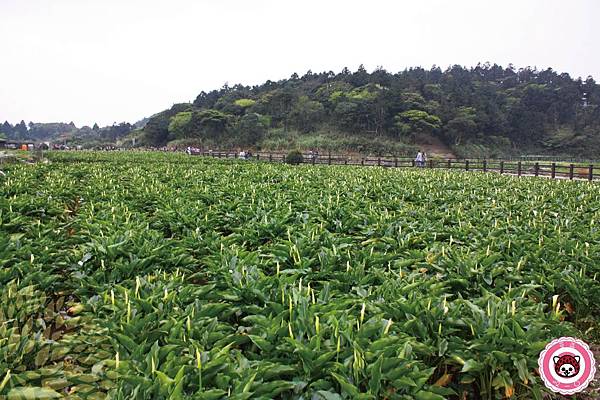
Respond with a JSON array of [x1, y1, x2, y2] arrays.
[[155, 371, 174, 386], [513, 357, 529, 384], [315, 391, 343, 400], [331, 372, 360, 397], [169, 366, 186, 400], [460, 359, 483, 373], [252, 380, 294, 397], [7, 387, 62, 400], [414, 390, 446, 400], [368, 354, 383, 395], [437, 339, 448, 356], [34, 347, 50, 368], [194, 389, 227, 400], [0, 369, 11, 392]]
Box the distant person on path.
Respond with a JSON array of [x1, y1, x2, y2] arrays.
[[415, 150, 425, 167]]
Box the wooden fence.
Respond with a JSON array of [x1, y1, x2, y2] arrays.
[[195, 151, 600, 181]]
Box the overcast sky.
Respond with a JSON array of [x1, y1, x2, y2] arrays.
[[1, 0, 599, 127]]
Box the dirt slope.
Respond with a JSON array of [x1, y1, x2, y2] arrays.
[[415, 135, 456, 158]]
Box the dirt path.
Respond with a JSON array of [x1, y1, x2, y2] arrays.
[[415, 135, 456, 158]]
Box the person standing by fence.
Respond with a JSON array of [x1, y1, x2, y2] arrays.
[[415, 150, 425, 167]]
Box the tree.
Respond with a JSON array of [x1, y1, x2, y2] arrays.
[[1, 121, 13, 138], [254, 89, 295, 130], [14, 120, 28, 139], [193, 109, 230, 140], [370, 66, 392, 87], [134, 63, 600, 157], [93, 123, 100, 131], [394, 110, 441, 138], [398, 92, 428, 112], [168, 112, 193, 140], [101, 122, 132, 141], [193, 90, 221, 109], [236, 113, 268, 145], [349, 64, 369, 86], [445, 107, 478, 145], [289, 96, 325, 133], [143, 104, 191, 146], [333, 101, 360, 132]]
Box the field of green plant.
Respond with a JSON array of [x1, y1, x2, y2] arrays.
[[1, 152, 599, 399]]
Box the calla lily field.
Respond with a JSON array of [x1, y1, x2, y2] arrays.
[[0, 152, 599, 399]]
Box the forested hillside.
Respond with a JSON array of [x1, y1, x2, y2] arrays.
[[140, 64, 600, 157], [3, 64, 599, 157], [0, 121, 136, 147]]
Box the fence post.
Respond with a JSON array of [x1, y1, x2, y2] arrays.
[[344, 158, 348, 165], [312, 155, 315, 165], [500, 161, 504, 174], [377, 156, 381, 166], [394, 157, 398, 168], [411, 160, 415, 167], [534, 162, 539, 177], [551, 163, 556, 179], [269, 153, 272, 162], [483, 160, 487, 172], [447, 159, 451, 169], [517, 161, 522, 177], [256, 153, 260, 161], [569, 164, 574, 180], [465, 160, 469, 171], [328, 151, 332, 165], [589, 165, 594, 181], [361, 158, 364, 166], [429, 159, 433, 169]]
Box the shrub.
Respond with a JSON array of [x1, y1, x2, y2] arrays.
[[285, 150, 304, 165]]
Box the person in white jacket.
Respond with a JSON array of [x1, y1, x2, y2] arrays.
[[415, 150, 424, 167]]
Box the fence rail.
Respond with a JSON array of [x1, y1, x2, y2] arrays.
[[194, 151, 600, 182]]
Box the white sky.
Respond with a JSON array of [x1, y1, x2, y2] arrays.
[[1, 0, 599, 127]]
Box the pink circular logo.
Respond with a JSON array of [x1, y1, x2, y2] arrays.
[[538, 337, 596, 395]]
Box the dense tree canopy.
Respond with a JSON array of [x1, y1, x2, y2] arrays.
[[0, 120, 135, 146], [137, 64, 600, 156], [3, 64, 599, 156]]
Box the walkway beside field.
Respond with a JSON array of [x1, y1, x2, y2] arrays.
[[195, 150, 600, 182]]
